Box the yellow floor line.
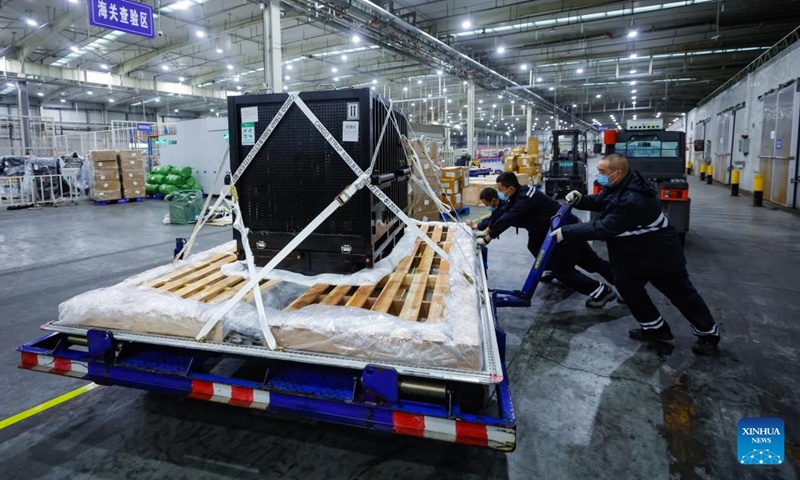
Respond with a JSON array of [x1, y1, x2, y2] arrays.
[[0, 383, 99, 431]]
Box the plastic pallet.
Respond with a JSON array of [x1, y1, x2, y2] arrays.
[[441, 206, 470, 220], [147, 194, 165, 200], [92, 197, 144, 206]]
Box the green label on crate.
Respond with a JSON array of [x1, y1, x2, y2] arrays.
[[241, 123, 255, 146]]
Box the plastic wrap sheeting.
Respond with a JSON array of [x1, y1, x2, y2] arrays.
[[55, 225, 486, 371], [220, 231, 418, 287]]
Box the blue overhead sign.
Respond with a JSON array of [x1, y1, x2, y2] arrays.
[[137, 122, 153, 134], [88, 0, 154, 38]]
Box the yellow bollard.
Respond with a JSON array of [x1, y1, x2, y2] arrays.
[[706, 164, 713, 184], [699, 162, 707, 181], [687, 160, 693, 175], [753, 173, 764, 207], [731, 169, 740, 196]]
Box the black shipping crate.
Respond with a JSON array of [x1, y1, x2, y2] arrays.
[[228, 88, 409, 274]]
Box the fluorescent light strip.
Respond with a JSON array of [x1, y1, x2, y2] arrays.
[[51, 31, 125, 66], [452, 0, 714, 38]]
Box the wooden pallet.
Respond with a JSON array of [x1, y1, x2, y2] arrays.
[[142, 250, 279, 303], [284, 225, 453, 322]]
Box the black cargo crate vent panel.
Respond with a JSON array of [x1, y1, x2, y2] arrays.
[[228, 88, 408, 275]]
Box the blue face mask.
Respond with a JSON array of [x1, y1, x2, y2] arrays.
[[497, 190, 508, 201], [488, 206, 496, 212], [596, 171, 617, 187]]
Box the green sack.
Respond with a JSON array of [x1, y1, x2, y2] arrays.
[[151, 165, 170, 175], [147, 173, 165, 184], [159, 184, 179, 195], [165, 174, 183, 185], [185, 176, 198, 187], [165, 189, 205, 225], [177, 166, 193, 178], [145, 183, 159, 195]]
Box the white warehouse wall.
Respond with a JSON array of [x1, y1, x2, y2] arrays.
[[683, 41, 800, 197]]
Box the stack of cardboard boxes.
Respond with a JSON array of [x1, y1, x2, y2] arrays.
[[118, 150, 146, 199], [407, 139, 442, 222], [88, 151, 122, 202], [439, 166, 468, 211]]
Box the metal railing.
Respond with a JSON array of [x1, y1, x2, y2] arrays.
[[0, 173, 78, 207], [0, 114, 58, 157]]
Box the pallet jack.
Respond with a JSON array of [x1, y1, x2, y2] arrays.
[[490, 203, 572, 309]]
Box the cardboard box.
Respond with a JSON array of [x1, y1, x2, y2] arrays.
[[440, 166, 465, 180], [93, 179, 121, 191], [117, 150, 140, 160], [461, 167, 470, 186], [90, 150, 118, 161], [440, 178, 461, 195], [120, 171, 146, 183], [119, 158, 145, 171], [429, 142, 439, 160], [440, 192, 463, 210], [463, 185, 482, 206], [90, 189, 121, 201], [503, 160, 517, 172], [93, 170, 120, 182], [122, 178, 145, 191], [122, 185, 145, 199], [518, 166, 532, 176], [527, 137, 539, 155], [92, 160, 119, 170]]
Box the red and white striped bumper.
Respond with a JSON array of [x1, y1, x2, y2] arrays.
[[20, 352, 88, 379]]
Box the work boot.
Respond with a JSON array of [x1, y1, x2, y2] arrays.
[[585, 284, 616, 309], [692, 336, 720, 355], [629, 324, 674, 342]]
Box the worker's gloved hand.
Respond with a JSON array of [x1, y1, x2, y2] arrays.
[[473, 229, 489, 239], [466, 220, 476, 229], [550, 228, 564, 243], [476, 236, 490, 247], [565, 190, 582, 205]]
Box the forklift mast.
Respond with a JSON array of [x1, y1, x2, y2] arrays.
[[545, 129, 588, 198]]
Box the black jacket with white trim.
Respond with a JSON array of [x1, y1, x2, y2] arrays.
[[560, 169, 686, 275], [490, 185, 579, 250]]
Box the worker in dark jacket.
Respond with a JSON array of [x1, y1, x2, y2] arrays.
[[480, 172, 617, 308], [466, 187, 507, 234], [551, 153, 720, 355]]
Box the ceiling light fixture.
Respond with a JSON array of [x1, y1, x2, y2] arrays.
[[536, 77, 543, 82], [520, 64, 528, 71], [285, 75, 290, 80], [631, 89, 637, 93], [372, 79, 377, 84], [331, 67, 338, 73], [341, 55, 347, 61], [108, 98, 115, 103], [161, 65, 169, 71], [216, 48, 223, 54], [577, 68, 584, 74], [630, 81, 637, 85], [548, 86, 554, 91], [178, 76, 185, 81], [630, 69, 637, 74], [87, 91, 93, 95], [26, 19, 37, 26], [351, 34, 361, 43], [100, 64, 108, 70], [236, 86, 242, 90], [462, 20, 472, 29], [630, 53, 638, 59], [196, 31, 205, 38], [227, 64, 234, 70], [628, 31, 638, 38], [60, 98, 66, 103], [596, 94, 602, 98], [70, 46, 80, 53], [497, 46, 506, 54], [287, 65, 293, 70], [37, 92, 44, 96], [174, 109, 179, 113]]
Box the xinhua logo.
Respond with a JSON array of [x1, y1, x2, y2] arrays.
[[738, 417, 784, 465]]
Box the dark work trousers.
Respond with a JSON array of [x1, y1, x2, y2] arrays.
[[530, 238, 614, 297], [614, 268, 719, 337]]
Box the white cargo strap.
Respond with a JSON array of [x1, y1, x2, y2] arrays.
[[227, 198, 278, 349], [196, 176, 369, 342], [231, 93, 295, 185], [291, 95, 451, 262]]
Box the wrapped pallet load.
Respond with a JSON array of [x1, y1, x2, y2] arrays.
[[146, 165, 201, 196], [87, 151, 121, 201], [117, 150, 146, 199]]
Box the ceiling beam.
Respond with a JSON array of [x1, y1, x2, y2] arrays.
[[2, 58, 235, 102], [14, 9, 88, 63]]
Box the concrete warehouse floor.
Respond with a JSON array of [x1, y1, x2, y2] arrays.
[[0, 177, 799, 479]]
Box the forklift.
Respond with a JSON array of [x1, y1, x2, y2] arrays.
[[603, 120, 691, 244], [544, 130, 589, 198]]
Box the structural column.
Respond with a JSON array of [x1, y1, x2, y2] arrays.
[[263, 0, 282, 92], [467, 80, 475, 157], [16, 81, 31, 154], [526, 104, 533, 139]]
